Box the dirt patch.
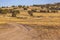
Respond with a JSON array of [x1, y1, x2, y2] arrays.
[[0, 23, 60, 40]]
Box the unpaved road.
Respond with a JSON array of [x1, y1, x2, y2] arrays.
[[0, 22, 60, 40]]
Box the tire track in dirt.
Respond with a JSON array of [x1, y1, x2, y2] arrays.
[[0, 22, 33, 40], [0, 22, 60, 40]]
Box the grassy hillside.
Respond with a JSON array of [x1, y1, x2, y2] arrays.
[[0, 3, 60, 25], [0, 3, 60, 40]]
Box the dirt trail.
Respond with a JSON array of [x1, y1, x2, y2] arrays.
[[0, 22, 60, 40], [0, 22, 34, 40]]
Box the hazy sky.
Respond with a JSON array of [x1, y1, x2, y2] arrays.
[[0, 0, 60, 6]]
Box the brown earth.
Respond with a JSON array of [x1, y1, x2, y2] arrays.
[[0, 22, 60, 40]]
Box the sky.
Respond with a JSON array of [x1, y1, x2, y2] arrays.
[[0, 0, 60, 6]]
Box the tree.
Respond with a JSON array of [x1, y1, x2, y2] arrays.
[[0, 9, 8, 14], [9, 9, 13, 13], [11, 10, 20, 17], [1, 6, 5, 8], [11, 5, 16, 7], [40, 10, 47, 13], [0, 8, 2, 13], [23, 7, 27, 10], [0, 9, 9, 17], [18, 5, 22, 8], [28, 11, 33, 16], [31, 9, 37, 12]]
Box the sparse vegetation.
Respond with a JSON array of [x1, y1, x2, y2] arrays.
[[28, 11, 33, 16], [0, 3, 60, 40], [11, 10, 20, 17], [0, 9, 8, 15], [0, 3, 59, 17], [18, 5, 22, 8]]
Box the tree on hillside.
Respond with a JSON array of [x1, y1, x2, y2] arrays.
[[4, 9, 10, 13], [0, 8, 2, 13], [28, 11, 33, 16], [1, 6, 5, 8], [22, 5, 25, 8], [11, 10, 20, 17], [31, 9, 37, 12], [8, 9, 13, 13], [0, 9, 8, 14], [11, 5, 16, 7], [0, 9, 9, 17], [23, 7, 27, 10], [18, 5, 22, 8], [40, 10, 47, 13]]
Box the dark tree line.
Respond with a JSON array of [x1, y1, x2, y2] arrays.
[[0, 8, 20, 17], [11, 10, 20, 17]]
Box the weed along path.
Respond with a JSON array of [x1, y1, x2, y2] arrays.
[[0, 22, 60, 40]]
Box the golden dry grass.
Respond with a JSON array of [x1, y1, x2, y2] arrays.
[[0, 13, 60, 25], [0, 10, 60, 40]]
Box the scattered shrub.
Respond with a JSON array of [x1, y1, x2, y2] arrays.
[[11, 10, 20, 17], [28, 11, 33, 16]]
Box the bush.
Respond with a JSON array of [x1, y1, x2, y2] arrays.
[[11, 10, 20, 17], [18, 5, 22, 8], [23, 8, 27, 10], [31, 9, 37, 12], [0, 9, 8, 14], [28, 11, 33, 16], [11, 5, 16, 7], [40, 10, 47, 13]]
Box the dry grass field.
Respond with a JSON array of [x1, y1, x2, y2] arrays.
[[0, 13, 60, 40], [0, 3, 60, 40]]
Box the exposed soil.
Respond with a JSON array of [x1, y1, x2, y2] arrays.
[[0, 22, 60, 40]]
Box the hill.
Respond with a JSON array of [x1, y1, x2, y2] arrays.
[[0, 2, 60, 40]]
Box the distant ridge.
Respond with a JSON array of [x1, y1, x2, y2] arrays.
[[33, 2, 60, 7]]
